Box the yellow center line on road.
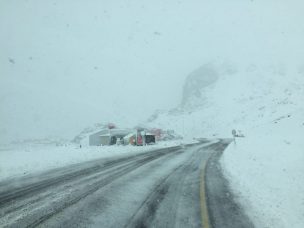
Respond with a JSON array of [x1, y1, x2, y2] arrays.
[[200, 159, 211, 228]]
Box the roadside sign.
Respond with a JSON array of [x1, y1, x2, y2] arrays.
[[232, 129, 237, 137]]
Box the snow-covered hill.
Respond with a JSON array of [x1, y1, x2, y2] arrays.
[[147, 63, 304, 139], [147, 63, 304, 228]]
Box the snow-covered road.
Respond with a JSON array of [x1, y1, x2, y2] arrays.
[[0, 140, 249, 228]]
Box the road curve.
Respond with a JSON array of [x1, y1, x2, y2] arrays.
[[0, 140, 252, 228]]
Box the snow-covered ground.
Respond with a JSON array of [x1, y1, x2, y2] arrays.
[[221, 111, 304, 228], [0, 140, 192, 182], [148, 64, 304, 227]]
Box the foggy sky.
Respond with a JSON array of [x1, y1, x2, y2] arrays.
[[1, 0, 304, 144]]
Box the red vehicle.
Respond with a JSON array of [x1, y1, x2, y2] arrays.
[[137, 135, 143, 146]]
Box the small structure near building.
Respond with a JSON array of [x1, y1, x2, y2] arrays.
[[145, 133, 156, 145], [149, 128, 162, 141]]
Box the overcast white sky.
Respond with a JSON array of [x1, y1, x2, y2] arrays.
[[1, 0, 303, 144]]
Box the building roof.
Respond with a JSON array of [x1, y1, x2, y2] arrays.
[[98, 129, 132, 137], [90, 128, 132, 136]]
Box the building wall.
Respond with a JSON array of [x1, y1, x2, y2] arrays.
[[89, 130, 107, 146], [100, 135, 111, 146]]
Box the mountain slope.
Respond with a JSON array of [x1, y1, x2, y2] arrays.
[[147, 64, 304, 139], [146, 63, 304, 227]]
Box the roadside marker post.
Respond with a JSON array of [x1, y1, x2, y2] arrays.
[[232, 129, 237, 145]]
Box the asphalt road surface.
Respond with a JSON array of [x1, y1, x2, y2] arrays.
[[0, 140, 254, 228]]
